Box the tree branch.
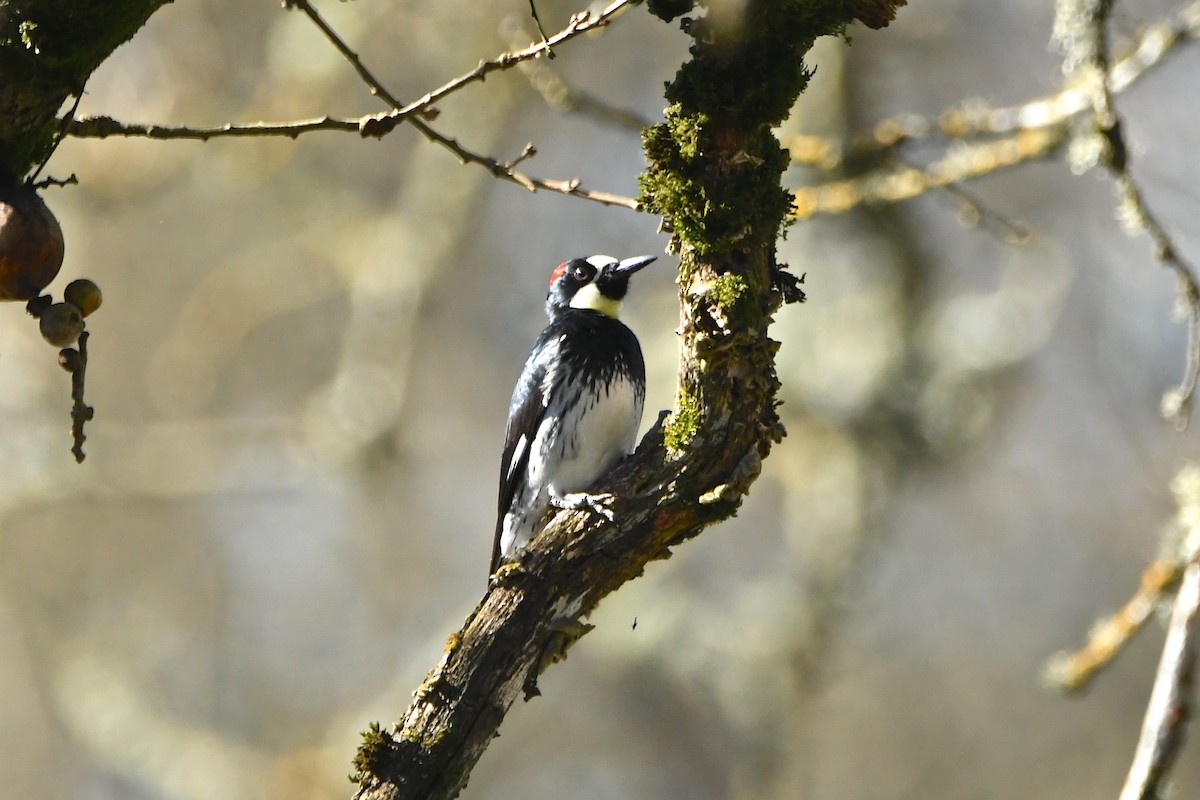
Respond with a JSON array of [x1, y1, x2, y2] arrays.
[[1119, 558, 1200, 800], [282, 0, 643, 211], [349, 1, 902, 797], [789, 0, 1200, 218], [1044, 558, 1183, 692], [67, 0, 644, 211], [1056, 0, 1200, 427]]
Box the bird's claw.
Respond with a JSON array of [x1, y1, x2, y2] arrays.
[[489, 561, 524, 587], [550, 490, 616, 522]]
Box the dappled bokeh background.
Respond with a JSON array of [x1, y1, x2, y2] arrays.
[[2, 0, 1198, 797]]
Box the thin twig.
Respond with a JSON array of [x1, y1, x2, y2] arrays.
[[1119, 558, 1200, 800], [286, 0, 405, 109], [300, 0, 644, 210], [415, 1, 636, 113], [68, 331, 93, 463], [511, 24, 654, 133], [791, 0, 1200, 424], [528, 0, 555, 58], [934, 176, 1033, 244], [29, 88, 85, 184], [68, 114, 362, 140], [69, 0, 641, 210], [292, 0, 642, 207], [791, 127, 1064, 219], [31, 172, 79, 190], [291, 0, 631, 131], [947, 1, 1197, 140], [408, 121, 641, 209], [1044, 558, 1183, 692], [1072, 0, 1200, 427], [787, 0, 1199, 216]]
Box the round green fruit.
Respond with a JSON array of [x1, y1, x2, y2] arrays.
[[39, 302, 84, 347], [64, 278, 102, 317]]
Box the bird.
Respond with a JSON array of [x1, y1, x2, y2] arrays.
[[491, 254, 656, 575]]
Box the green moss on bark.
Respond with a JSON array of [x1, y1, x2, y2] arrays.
[[639, 0, 847, 257], [665, 392, 702, 455], [641, 117, 792, 256], [638, 0, 850, 505]]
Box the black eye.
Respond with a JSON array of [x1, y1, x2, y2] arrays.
[[573, 266, 591, 281]]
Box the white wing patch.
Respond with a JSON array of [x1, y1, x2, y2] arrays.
[[506, 434, 528, 481]]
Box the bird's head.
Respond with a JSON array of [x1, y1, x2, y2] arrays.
[[546, 254, 656, 318]]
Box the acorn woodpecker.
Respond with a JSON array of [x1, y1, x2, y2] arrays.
[[491, 254, 656, 574]]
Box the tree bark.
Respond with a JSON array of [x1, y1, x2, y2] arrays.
[[351, 2, 905, 798], [0, 0, 173, 183]]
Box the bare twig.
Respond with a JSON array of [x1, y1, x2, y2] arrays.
[[792, 0, 1200, 426], [285, 0, 405, 109], [394, 2, 638, 118], [1119, 558, 1200, 800], [69, 0, 641, 210], [1064, 0, 1200, 428], [293, 0, 642, 208], [509, 23, 653, 132], [29, 88, 85, 184], [934, 177, 1033, 243], [1044, 559, 1183, 692], [948, 1, 1198, 139], [791, 127, 1064, 219], [67, 332, 93, 463], [1048, 463, 1200, 692], [283, 0, 631, 134], [68, 114, 363, 140], [31, 172, 79, 190], [26, 296, 94, 463], [409, 121, 641, 209], [65, 111, 640, 207], [788, 0, 1200, 216], [528, 0, 555, 58], [71, 0, 643, 211]]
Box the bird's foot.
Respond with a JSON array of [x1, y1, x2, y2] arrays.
[[549, 490, 616, 522], [489, 560, 524, 587], [523, 617, 596, 700]]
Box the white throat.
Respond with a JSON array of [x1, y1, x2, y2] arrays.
[[569, 283, 621, 317]]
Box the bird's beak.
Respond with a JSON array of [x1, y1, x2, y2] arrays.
[[614, 255, 656, 275]]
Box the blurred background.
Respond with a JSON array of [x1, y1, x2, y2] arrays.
[[1, 0, 1198, 797]]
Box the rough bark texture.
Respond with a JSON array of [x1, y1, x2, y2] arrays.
[[352, 2, 904, 799], [0, 0, 173, 183]]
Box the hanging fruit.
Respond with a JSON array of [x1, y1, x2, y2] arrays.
[[0, 184, 65, 301]]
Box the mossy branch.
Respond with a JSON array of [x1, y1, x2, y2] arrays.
[[351, 2, 905, 799]]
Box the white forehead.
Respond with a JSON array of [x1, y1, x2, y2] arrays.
[[585, 255, 618, 270]]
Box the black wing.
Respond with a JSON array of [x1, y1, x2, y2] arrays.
[[490, 329, 559, 574]]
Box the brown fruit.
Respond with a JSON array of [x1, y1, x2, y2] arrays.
[[64, 278, 102, 317], [0, 186, 64, 301], [39, 302, 83, 347]]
